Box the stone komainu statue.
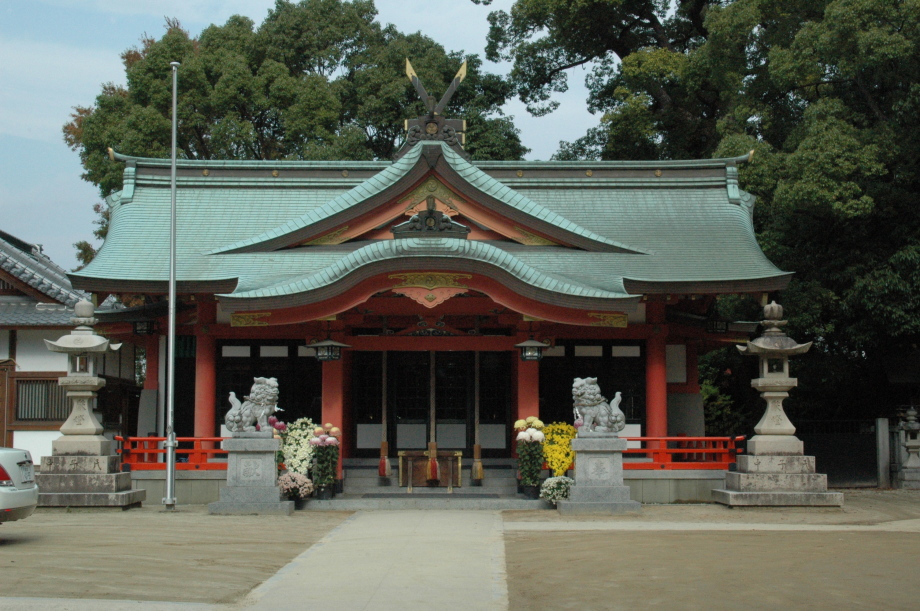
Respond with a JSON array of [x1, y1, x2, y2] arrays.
[[572, 377, 626, 434], [225, 377, 280, 433]]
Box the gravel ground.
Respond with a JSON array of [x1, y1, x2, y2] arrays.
[[0, 506, 351, 604], [503, 489, 920, 610]]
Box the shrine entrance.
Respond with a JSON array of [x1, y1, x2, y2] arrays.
[[351, 351, 513, 458]]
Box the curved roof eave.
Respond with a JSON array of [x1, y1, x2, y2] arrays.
[[217, 238, 636, 310]]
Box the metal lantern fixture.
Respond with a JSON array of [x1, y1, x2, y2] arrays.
[[515, 338, 551, 362], [132, 320, 157, 335], [310, 338, 351, 361]]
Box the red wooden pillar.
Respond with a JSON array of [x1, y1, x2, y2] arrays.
[[645, 301, 669, 438], [322, 358, 346, 479], [145, 335, 159, 391], [194, 298, 217, 438], [515, 357, 540, 421]]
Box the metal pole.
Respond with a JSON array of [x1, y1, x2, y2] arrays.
[[163, 61, 180, 510]]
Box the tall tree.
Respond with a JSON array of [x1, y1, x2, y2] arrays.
[[66, 1, 527, 265], [484, 0, 920, 419]]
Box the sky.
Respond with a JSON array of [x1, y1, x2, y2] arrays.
[[0, 0, 600, 273]]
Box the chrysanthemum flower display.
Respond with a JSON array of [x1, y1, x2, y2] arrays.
[[279, 417, 317, 475], [311, 423, 341, 489], [539, 476, 574, 505], [515, 415, 545, 487], [278, 472, 314, 500], [542, 422, 577, 476]]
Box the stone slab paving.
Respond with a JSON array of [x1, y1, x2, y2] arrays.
[[240, 510, 509, 611]]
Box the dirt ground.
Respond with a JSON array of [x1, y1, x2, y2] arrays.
[[2, 490, 920, 608], [503, 489, 920, 610], [0, 506, 351, 604]]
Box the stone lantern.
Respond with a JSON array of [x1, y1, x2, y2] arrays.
[[712, 302, 842, 506], [896, 407, 920, 488], [43, 300, 119, 456], [737, 301, 812, 456], [35, 299, 145, 508]]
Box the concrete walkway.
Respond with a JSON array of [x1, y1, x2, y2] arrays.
[[240, 510, 508, 611]]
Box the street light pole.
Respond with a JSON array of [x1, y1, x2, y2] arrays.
[[163, 60, 180, 511]]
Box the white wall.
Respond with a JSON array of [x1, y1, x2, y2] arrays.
[[666, 344, 687, 384], [12, 430, 59, 464], [14, 330, 68, 372]]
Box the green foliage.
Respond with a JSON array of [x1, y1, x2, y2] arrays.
[[493, 0, 920, 419], [517, 440, 544, 487], [313, 445, 338, 488], [66, 1, 527, 260]]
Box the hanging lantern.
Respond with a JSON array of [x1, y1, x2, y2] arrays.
[[132, 320, 158, 335], [310, 339, 351, 361], [515, 338, 550, 362]]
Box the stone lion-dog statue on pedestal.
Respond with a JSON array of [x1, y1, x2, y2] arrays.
[[572, 377, 626, 434], [225, 377, 281, 434]]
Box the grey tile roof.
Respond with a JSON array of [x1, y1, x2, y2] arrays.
[[0, 297, 75, 326], [0, 230, 86, 307]]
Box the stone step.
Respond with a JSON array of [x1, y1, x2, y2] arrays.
[[38, 489, 146, 508], [343, 458, 518, 467], [711, 489, 844, 507], [35, 472, 132, 493], [299, 494, 552, 511], [345, 485, 517, 497], [725, 471, 829, 492]]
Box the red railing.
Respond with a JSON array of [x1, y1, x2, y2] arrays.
[[116, 434, 744, 472], [622, 436, 745, 470], [116, 436, 228, 470]]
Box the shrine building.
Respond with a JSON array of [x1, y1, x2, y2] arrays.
[[71, 72, 789, 469]]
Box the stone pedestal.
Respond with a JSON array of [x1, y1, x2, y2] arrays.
[[37, 455, 145, 507], [557, 433, 641, 515], [208, 432, 293, 515], [712, 454, 843, 506]]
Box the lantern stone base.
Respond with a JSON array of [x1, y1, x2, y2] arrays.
[[896, 469, 920, 489], [712, 449, 843, 507], [51, 435, 113, 457], [37, 454, 145, 508], [557, 434, 641, 515], [745, 434, 804, 456], [208, 432, 293, 515]]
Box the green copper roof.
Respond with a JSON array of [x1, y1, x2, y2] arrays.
[[72, 143, 790, 308], [206, 142, 644, 255], [220, 238, 631, 305]]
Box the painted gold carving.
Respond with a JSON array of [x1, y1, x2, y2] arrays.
[[389, 273, 472, 308], [514, 227, 556, 246], [401, 179, 462, 217], [341, 169, 349, 177], [271, 170, 279, 177], [585, 169, 593, 177], [516, 170, 524, 177], [655, 169, 662, 177], [202, 169, 210, 176], [305, 226, 350, 246], [588, 312, 629, 327], [230, 312, 271, 327]]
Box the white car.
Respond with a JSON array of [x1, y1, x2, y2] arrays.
[[0, 447, 38, 523]]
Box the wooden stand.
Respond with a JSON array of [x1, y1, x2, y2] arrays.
[[398, 450, 462, 490]]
